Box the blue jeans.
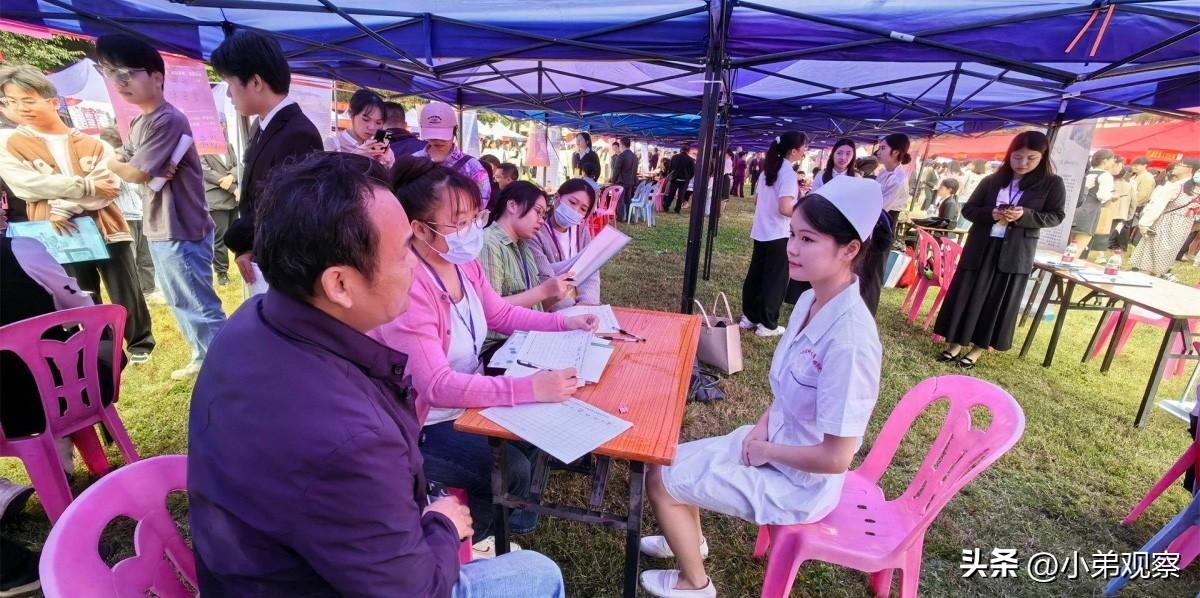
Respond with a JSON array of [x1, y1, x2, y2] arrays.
[[422, 421, 538, 541], [148, 232, 226, 363], [453, 550, 564, 598]]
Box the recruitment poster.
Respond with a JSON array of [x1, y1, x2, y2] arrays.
[[1040, 121, 1097, 252], [105, 53, 227, 155]]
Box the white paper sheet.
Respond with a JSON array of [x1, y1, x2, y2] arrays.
[[489, 331, 529, 369], [246, 263, 270, 296], [148, 135, 193, 192], [516, 330, 593, 371], [480, 399, 633, 464], [1076, 269, 1155, 287], [557, 304, 621, 334], [554, 226, 630, 283]]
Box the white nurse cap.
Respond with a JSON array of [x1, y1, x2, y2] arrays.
[[810, 175, 886, 242]]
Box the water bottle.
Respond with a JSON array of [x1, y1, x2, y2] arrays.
[[1062, 241, 1078, 263], [1104, 253, 1121, 276]]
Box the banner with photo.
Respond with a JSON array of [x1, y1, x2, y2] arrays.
[[1040, 121, 1097, 252]]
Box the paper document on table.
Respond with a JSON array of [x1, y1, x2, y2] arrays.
[[517, 330, 593, 371], [557, 305, 621, 334], [579, 344, 614, 383], [480, 399, 632, 464], [489, 331, 529, 369], [148, 135, 193, 192], [554, 226, 630, 282], [1076, 269, 1154, 287]]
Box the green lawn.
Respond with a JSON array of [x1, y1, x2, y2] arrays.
[[3, 199, 1199, 597]]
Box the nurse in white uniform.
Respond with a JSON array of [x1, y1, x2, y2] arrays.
[[639, 176, 890, 598]]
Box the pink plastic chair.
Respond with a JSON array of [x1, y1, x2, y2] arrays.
[[899, 229, 944, 326], [651, 177, 668, 212], [753, 375, 1026, 598], [588, 185, 623, 235], [1087, 285, 1199, 379], [0, 304, 140, 522], [923, 238, 963, 331], [40, 455, 195, 598]]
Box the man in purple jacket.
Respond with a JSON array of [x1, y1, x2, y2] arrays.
[[187, 152, 565, 597]]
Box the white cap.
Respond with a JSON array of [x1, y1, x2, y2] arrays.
[[419, 101, 457, 141], [810, 175, 886, 241]]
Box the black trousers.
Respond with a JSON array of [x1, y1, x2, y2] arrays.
[[68, 241, 155, 356], [210, 208, 237, 277], [664, 179, 689, 213], [127, 219, 156, 294], [741, 238, 790, 330]]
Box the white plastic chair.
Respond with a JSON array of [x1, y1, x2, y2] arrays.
[[626, 181, 655, 227]]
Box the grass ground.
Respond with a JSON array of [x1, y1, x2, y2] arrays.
[[3, 198, 1199, 597]]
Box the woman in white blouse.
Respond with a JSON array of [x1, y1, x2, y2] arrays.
[[324, 89, 394, 169], [874, 134, 913, 229], [811, 137, 858, 192]]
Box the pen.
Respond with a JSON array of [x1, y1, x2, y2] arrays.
[[516, 360, 578, 378]]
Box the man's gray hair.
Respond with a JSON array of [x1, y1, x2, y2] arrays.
[[0, 64, 58, 99]]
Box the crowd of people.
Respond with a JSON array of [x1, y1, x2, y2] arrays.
[[0, 24, 1197, 598]]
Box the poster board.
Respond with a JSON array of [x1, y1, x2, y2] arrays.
[[105, 54, 226, 155], [289, 74, 333, 137], [1039, 121, 1097, 252]]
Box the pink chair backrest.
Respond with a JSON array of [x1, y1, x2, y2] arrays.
[[915, 229, 944, 282], [0, 305, 125, 442], [939, 238, 964, 285], [856, 375, 1025, 553], [40, 455, 196, 598], [600, 185, 623, 211]]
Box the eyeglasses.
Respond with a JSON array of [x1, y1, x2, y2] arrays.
[[93, 64, 148, 83], [424, 209, 490, 233], [0, 97, 50, 109]]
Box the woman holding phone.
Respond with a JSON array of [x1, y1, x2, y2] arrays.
[[324, 89, 394, 168], [933, 131, 1065, 368]]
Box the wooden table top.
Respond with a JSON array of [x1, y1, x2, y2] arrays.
[[455, 307, 702, 465], [1034, 251, 1200, 319]]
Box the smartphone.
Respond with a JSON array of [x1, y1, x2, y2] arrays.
[[373, 129, 393, 145]]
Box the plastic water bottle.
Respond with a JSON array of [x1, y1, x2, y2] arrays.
[[1105, 253, 1121, 276], [1062, 241, 1079, 263]]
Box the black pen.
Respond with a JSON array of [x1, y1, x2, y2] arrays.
[[517, 359, 578, 378]]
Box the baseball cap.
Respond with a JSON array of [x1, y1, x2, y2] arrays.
[[420, 101, 457, 141]]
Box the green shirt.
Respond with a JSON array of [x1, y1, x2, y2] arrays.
[[481, 224, 543, 312]]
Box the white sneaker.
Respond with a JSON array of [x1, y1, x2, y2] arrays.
[[640, 570, 716, 598], [170, 361, 203, 381], [640, 535, 709, 560], [754, 324, 785, 337], [737, 315, 755, 330], [471, 536, 521, 561]]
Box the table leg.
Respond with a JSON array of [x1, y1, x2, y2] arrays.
[[1020, 269, 1048, 328], [489, 438, 511, 556], [1083, 297, 1119, 363], [1021, 275, 1059, 358], [1101, 305, 1131, 373], [623, 461, 647, 598], [1043, 280, 1075, 368], [1135, 320, 1186, 428]]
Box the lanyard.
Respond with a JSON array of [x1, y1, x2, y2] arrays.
[[415, 250, 478, 347], [545, 220, 575, 262], [511, 243, 534, 290], [1003, 181, 1024, 207]]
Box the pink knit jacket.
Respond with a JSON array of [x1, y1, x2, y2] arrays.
[[370, 259, 568, 425]]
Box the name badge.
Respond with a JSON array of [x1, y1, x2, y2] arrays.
[[990, 222, 1008, 238]]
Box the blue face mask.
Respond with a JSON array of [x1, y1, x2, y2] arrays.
[[554, 201, 584, 228]]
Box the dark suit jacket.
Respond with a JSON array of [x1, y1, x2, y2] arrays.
[[669, 153, 695, 182], [224, 103, 323, 255], [201, 149, 239, 212], [610, 149, 638, 190], [573, 150, 601, 180], [960, 172, 1066, 275]]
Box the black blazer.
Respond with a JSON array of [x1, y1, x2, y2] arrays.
[[960, 172, 1066, 275], [572, 150, 601, 180], [224, 103, 323, 255]]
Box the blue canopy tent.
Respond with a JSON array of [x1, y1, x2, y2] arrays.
[[3, 0, 1197, 315]]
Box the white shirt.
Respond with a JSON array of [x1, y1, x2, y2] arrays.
[[765, 277, 882, 516], [810, 168, 850, 192], [29, 131, 74, 176], [425, 277, 487, 426], [877, 165, 911, 212], [750, 160, 799, 242], [1085, 170, 1115, 204], [552, 226, 579, 260], [324, 129, 360, 153], [255, 98, 296, 133]]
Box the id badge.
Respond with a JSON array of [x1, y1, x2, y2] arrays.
[[990, 222, 1008, 238]]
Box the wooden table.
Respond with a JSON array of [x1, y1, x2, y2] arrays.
[[1019, 251, 1200, 427], [456, 307, 701, 597]]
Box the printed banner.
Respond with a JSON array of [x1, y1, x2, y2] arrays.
[[105, 54, 226, 155], [1040, 121, 1098, 252]]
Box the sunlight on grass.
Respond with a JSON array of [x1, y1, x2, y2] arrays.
[[2, 199, 1197, 597]]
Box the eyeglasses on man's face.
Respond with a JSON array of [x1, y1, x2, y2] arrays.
[[0, 97, 51, 109], [93, 64, 148, 83]]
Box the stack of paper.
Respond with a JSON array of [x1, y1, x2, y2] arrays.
[[490, 330, 615, 386], [557, 304, 621, 334], [555, 226, 631, 282], [480, 399, 632, 464], [517, 330, 593, 371]]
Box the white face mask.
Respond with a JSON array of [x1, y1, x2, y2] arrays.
[[554, 201, 584, 228], [426, 221, 485, 265]]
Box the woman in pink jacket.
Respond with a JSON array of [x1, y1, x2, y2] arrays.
[[372, 157, 597, 558]]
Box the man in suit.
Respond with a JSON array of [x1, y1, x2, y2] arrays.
[[201, 132, 239, 286], [608, 136, 639, 220], [210, 30, 323, 285], [663, 143, 695, 213]]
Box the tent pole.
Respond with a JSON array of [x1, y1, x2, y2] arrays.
[[702, 104, 731, 281], [456, 88, 464, 148], [1046, 98, 1068, 148], [680, 0, 731, 314]]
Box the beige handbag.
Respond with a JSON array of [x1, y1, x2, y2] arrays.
[[693, 292, 744, 375]]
